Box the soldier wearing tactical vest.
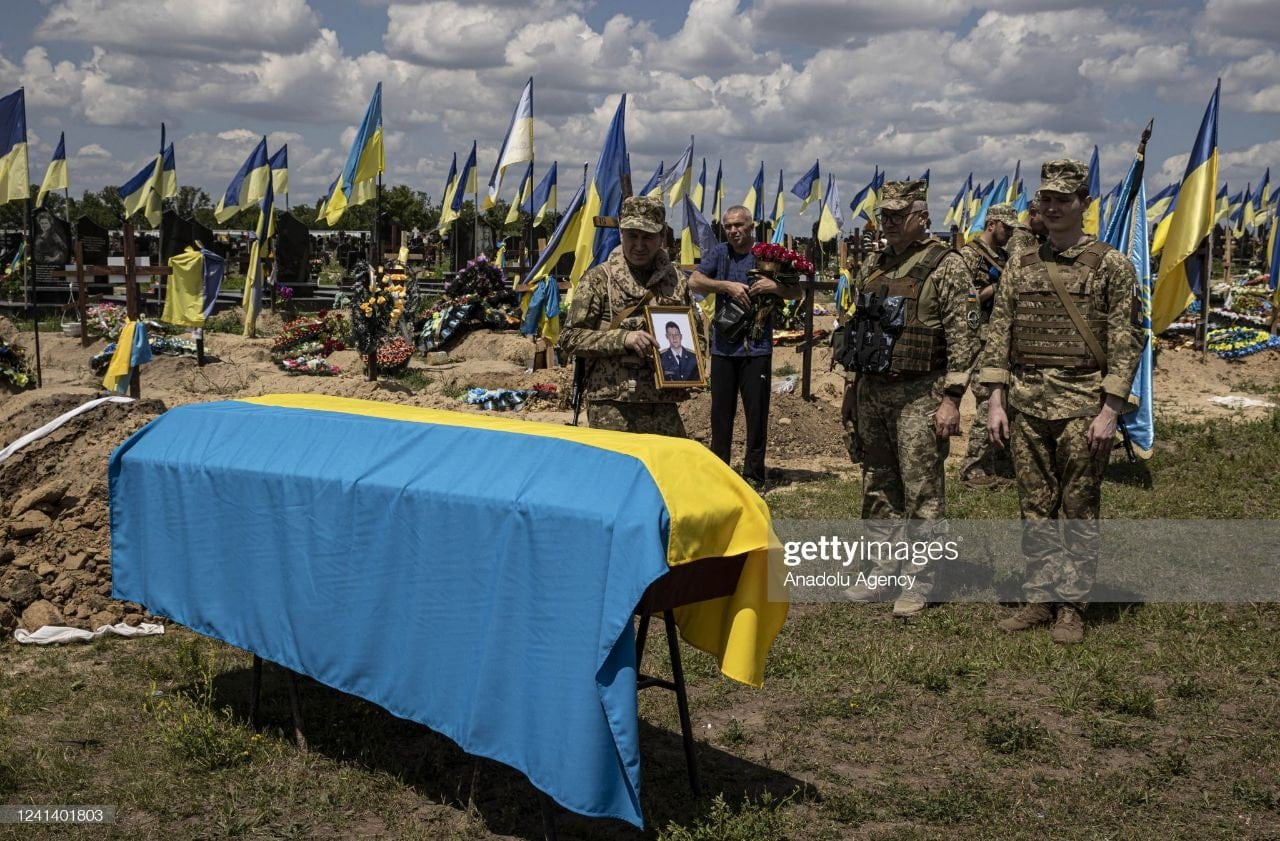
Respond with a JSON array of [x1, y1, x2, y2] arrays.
[[840, 179, 980, 618], [958, 203, 1018, 488], [559, 196, 695, 436], [979, 159, 1144, 644]]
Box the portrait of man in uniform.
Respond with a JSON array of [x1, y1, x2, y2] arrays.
[[648, 306, 706, 387]]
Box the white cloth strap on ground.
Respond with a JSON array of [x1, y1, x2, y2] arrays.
[[14, 623, 165, 645], [0, 396, 134, 466]]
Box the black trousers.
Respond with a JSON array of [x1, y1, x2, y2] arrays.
[[710, 353, 772, 481]]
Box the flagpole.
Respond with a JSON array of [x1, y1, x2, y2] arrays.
[[473, 171, 480, 261], [24, 195, 41, 388], [63, 186, 71, 228], [374, 173, 382, 265]]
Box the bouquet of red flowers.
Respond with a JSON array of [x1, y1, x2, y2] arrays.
[[749, 243, 815, 280]]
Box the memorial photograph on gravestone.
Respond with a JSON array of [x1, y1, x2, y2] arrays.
[[275, 212, 310, 284], [32, 208, 71, 267]]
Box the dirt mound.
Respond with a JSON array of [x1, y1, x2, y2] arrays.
[[0, 396, 165, 634]]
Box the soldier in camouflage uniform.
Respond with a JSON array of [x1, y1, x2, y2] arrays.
[[558, 196, 694, 436], [1005, 199, 1046, 260], [841, 180, 981, 618], [979, 160, 1144, 644], [958, 203, 1018, 488]]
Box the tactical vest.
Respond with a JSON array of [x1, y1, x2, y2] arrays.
[[846, 241, 950, 375], [1010, 241, 1110, 370]]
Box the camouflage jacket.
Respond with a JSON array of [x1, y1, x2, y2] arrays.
[[852, 238, 981, 392], [958, 238, 1007, 331], [558, 246, 694, 403], [1005, 227, 1042, 262], [978, 237, 1144, 420]]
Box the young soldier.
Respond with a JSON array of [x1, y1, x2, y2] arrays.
[[979, 160, 1144, 643]]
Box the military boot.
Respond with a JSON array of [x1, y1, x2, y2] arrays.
[[1051, 604, 1085, 644], [892, 591, 927, 619], [997, 602, 1053, 633]]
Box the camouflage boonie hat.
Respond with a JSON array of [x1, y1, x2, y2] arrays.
[[878, 179, 928, 212], [1039, 159, 1089, 194], [986, 203, 1018, 227], [619, 195, 665, 233]]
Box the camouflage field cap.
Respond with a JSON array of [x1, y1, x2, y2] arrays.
[[619, 195, 666, 233], [986, 203, 1019, 228], [1039, 159, 1089, 194], [878, 179, 928, 212]]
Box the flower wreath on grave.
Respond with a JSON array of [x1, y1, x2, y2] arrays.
[[271, 310, 349, 376], [0, 335, 35, 391], [419, 253, 521, 351]]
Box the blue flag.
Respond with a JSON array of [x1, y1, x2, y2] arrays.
[[1103, 156, 1153, 457]]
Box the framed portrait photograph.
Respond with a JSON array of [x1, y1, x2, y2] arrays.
[[646, 305, 707, 389]]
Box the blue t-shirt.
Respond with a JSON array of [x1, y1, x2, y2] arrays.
[[698, 242, 772, 357]]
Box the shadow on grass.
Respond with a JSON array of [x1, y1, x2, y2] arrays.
[[1105, 457, 1154, 490], [209, 664, 811, 840]]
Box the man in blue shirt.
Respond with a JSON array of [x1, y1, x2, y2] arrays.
[[690, 205, 802, 488]]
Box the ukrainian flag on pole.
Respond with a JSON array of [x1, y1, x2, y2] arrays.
[[1082, 145, 1102, 236], [323, 82, 384, 226], [1254, 167, 1271, 226], [527, 181, 585, 286], [483, 78, 533, 210], [570, 94, 628, 284], [711, 160, 723, 224], [692, 159, 705, 211], [817, 174, 843, 242], [120, 125, 165, 226], [530, 161, 557, 226], [662, 138, 694, 208], [214, 137, 270, 223], [505, 160, 534, 224], [1267, 195, 1279, 300], [1150, 80, 1219, 335], [436, 153, 458, 234], [744, 163, 764, 222], [269, 145, 288, 197], [1103, 151, 1153, 457], [243, 158, 275, 337], [640, 161, 663, 199], [771, 169, 785, 229], [36, 131, 67, 208], [439, 142, 476, 231], [790, 160, 821, 213], [0, 88, 27, 206], [968, 176, 1009, 242]]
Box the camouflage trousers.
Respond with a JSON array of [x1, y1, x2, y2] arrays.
[[1011, 411, 1108, 610], [855, 374, 949, 597], [586, 400, 687, 437], [960, 375, 1015, 482]]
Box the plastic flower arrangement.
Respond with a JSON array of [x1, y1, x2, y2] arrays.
[[349, 262, 410, 368], [271, 311, 349, 375]]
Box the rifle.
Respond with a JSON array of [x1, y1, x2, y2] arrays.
[[570, 356, 591, 426]]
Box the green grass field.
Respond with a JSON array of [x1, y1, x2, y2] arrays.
[[2, 414, 1278, 839]]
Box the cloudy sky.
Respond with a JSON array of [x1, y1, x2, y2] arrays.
[[3, 0, 1277, 227]]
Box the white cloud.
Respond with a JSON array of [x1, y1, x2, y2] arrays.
[[36, 0, 321, 59]]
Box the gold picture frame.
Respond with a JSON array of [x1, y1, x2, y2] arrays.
[[646, 305, 708, 389]]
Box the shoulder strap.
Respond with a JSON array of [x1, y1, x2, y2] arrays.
[[907, 241, 950, 283], [1044, 262, 1106, 371], [1075, 240, 1110, 271], [607, 290, 654, 329], [1020, 245, 1043, 269]]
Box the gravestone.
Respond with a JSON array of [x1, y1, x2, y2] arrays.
[[275, 212, 310, 285]]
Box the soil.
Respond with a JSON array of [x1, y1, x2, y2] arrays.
[[2, 316, 1278, 634]]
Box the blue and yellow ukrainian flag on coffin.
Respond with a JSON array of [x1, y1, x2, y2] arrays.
[[109, 395, 786, 827]]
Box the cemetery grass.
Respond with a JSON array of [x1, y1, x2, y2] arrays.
[[1, 415, 1279, 840]]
